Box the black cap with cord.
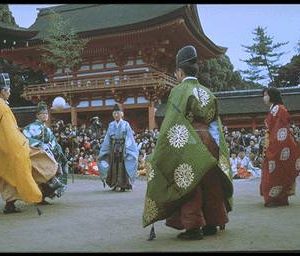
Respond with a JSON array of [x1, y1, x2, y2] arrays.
[[176, 45, 198, 68], [113, 103, 122, 112], [36, 101, 48, 114]]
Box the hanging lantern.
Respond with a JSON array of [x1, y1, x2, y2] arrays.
[[52, 96, 66, 110]]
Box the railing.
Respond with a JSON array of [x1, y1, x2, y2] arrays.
[[22, 71, 177, 98]]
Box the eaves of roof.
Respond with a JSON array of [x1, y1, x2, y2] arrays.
[[0, 21, 37, 38], [27, 3, 226, 56], [155, 89, 300, 117]]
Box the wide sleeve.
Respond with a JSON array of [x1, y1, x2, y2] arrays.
[[99, 123, 112, 157], [186, 94, 217, 125], [124, 121, 139, 160], [0, 104, 42, 203], [49, 129, 66, 163], [23, 123, 43, 148], [266, 105, 291, 160]]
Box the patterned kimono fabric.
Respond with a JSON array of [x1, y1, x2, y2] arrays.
[[165, 90, 229, 230], [260, 104, 300, 207], [143, 79, 233, 229], [23, 120, 68, 186]]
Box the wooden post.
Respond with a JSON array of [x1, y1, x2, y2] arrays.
[[47, 111, 52, 126], [251, 117, 257, 131], [148, 101, 155, 130], [69, 98, 78, 126], [71, 106, 77, 126]]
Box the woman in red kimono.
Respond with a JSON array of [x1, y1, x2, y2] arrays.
[[261, 87, 300, 207]]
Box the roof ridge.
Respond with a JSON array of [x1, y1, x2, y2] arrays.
[[38, 4, 99, 16], [0, 20, 31, 31]]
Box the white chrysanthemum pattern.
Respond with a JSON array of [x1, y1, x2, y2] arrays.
[[277, 128, 287, 141], [145, 162, 155, 182], [167, 124, 189, 148], [271, 105, 279, 116], [174, 163, 194, 189], [148, 169, 155, 182], [219, 155, 231, 175], [295, 158, 300, 171], [144, 198, 158, 224], [193, 87, 210, 107], [280, 147, 290, 161], [269, 186, 283, 198], [268, 160, 276, 173]]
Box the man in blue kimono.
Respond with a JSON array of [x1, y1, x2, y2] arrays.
[[98, 104, 139, 192], [23, 101, 67, 203]]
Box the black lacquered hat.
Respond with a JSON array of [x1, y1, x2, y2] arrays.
[[36, 101, 48, 114], [113, 103, 121, 112], [176, 45, 197, 67]]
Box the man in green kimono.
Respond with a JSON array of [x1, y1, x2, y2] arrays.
[[143, 45, 233, 240]]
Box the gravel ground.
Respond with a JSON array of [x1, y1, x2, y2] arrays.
[[0, 175, 299, 252]]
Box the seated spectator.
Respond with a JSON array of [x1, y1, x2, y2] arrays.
[[235, 149, 252, 179], [248, 152, 261, 178], [230, 152, 238, 177], [137, 154, 147, 176], [86, 156, 100, 176], [245, 139, 259, 157], [78, 153, 89, 175]]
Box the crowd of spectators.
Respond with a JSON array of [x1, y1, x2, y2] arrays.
[[50, 119, 300, 179], [50, 119, 160, 177], [225, 124, 300, 179]]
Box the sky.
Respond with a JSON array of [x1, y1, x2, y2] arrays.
[[8, 4, 300, 76]]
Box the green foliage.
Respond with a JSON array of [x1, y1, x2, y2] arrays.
[[0, 58, 44, 106], [0, 4, 16, 25], [197, 54, 261, 91], [274, 54, 300, 87], [297, 40, 300, 54], [40, 11, 88, 72], [241, 26, 288, 86]]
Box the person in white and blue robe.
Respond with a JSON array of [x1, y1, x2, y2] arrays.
[[98, 104, 139, 192], [23, 101, 67, 203]]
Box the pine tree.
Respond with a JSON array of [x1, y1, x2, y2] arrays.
[[40, 10, 88, 77], [0, 5, 36, 107], [240, 26, 288, 86]]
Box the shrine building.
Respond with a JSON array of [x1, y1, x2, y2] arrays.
[[2, 4, 300, 131], [1, 4, 226, 131]]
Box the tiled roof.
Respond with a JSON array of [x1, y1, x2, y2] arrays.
[[0, 21, 27, 31], [28, 4, 225, 56], [155, 87, 300, 117], [0, 21, 37, 38], [30, 4, 188, 39]]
